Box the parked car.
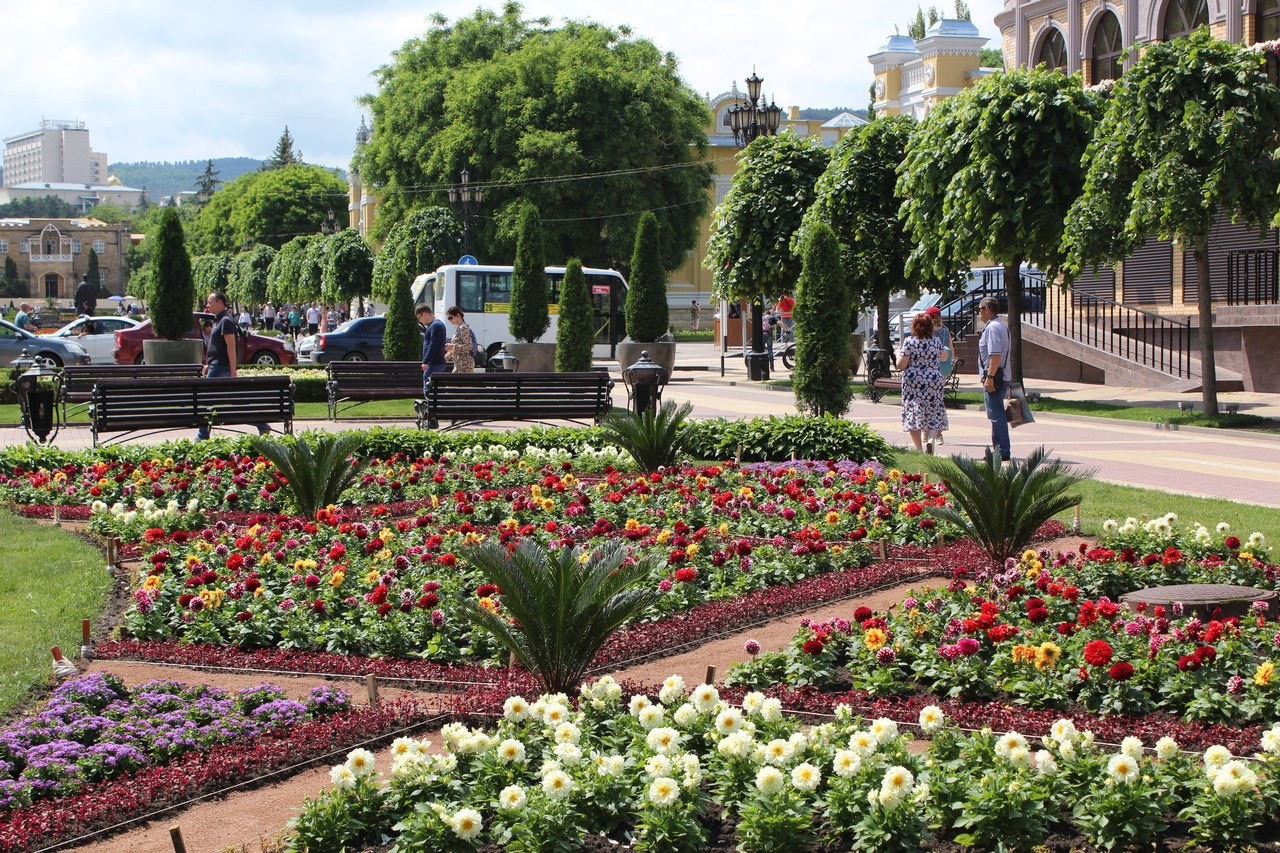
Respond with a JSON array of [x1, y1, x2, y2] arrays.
[[889, 292, 943, 342], [113, 314, 296, 365], [0, 319, 91, 367], [43, 316, 141, 364], [297, 316, 386, 363]]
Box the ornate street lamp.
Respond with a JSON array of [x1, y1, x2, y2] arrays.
[[319, 209, 340, 236], [447, 168, 484, 259], [728, 69, 783, 381]]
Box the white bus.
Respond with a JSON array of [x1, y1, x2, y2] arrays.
[[410, 264, 629, 358]]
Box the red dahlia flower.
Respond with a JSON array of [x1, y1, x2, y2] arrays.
[[1108, 661, 1135, 681], [1083, 639, 1114, 667]]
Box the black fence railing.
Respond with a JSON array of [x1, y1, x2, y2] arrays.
[[940, 267, 1048, 342], [1023, 285, 1193, 379], [1227, 249, 1280, 306]]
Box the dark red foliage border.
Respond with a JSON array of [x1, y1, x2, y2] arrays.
[[0, 698, 433, 853]]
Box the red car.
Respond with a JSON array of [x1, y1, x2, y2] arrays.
[[113, 313, 296, 365]]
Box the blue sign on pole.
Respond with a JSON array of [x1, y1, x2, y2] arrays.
[[459, 255, 478, 266]]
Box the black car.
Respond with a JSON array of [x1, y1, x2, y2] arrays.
[[297, 316, 385, 363]]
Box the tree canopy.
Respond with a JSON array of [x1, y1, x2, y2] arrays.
[[189, 164, 347, 254], [1063, 30, 1280, 414], [370, 207, 463, 303], [899, 66, 1098, 382], [706, 133, 830, 305], [354, 3, 713, 272], [320, 229, 374, 306]]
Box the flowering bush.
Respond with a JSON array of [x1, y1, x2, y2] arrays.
[[291, 674, 1280, 851]]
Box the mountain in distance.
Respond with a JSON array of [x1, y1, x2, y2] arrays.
[[107, 157, 261, 203]]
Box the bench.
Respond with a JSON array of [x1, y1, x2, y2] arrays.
[[326, 361, 424, 419], [415, 371, 615, 431], [867, 358, 965, 405], [60, 364, 205, 421], [89, 375, 294, 446]]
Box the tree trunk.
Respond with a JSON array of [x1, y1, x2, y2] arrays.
[[1005, 260, 1024, 387], [876, 294, 891, 355], [1195, 241, 1219, 415]]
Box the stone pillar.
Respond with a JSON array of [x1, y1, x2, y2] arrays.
[[1068, 0, 1082, 73]]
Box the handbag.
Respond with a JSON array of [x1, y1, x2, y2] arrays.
[[1005, 382, 1034, 429]]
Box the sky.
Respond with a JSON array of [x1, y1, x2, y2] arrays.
[[3, 1, 1006, 173]]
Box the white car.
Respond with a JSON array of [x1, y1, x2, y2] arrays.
[[43, 316, 142, 364]]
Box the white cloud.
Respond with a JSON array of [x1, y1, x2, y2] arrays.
[[1, 1, 1006, 169]]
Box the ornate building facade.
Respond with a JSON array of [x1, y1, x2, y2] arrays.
[[0, 218, 131, 299]]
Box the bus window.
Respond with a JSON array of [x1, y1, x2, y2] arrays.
[[456, 272, 484, 313], [481, 272, 513, 308]]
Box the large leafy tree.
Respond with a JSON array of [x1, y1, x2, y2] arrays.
[[370, 207, 463, 303], [354, 4, 713, 271], [800, 115, 916, 352], [190, 164, 347, 253], [1063, 30, 1280, 415], [705, 133, 829, 364], [320, 230, 374, 307], [900, 67, 1098, 385]]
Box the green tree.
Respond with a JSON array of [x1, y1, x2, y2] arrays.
[[1063, 30, 1280, 416], [979, 47, 1004, 68], [148, 207, 196, 339], [624, 211, 669, 342], [0, 196, 79, 218], [555, 258, 593, 371], [509, 204, 548, 342], [793, 222, 853, 416], [900, 66, 1098, 385], [85, 248, 103, 297], [298, 234, 328, 303], [705, 133, 829, 362], [320, 230, 373, 307], [370, 207, 463, 303], [191, 254, 231, 300], [264, 126, 303, 170], [354, 5, 713, 271], [86, 203, 131, 223], [800, 115, 916, 352], [382, 257, 421, 361], [266, 235, 314, 306], [194, 159, 221, 204], [1, 257, 24, 298], [190, 165, 346, 253], [231, 244, 276, 307], [461, 539, 659, 696]]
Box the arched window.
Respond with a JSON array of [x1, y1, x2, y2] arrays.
[[1162, 0, 1208, 40], [1035, 28, 1069, 70], [1259, 0, 1280, 42], [1091, 12, 1125, 82]]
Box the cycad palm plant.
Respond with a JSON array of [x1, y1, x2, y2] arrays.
[[250, 432, 361, 517], [601, 400, 694, 473], [461, 540, 660, 696], [924, 447, 1090, 565]]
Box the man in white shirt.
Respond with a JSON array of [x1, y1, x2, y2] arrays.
[[305, 303, 321, 335], [977, 297, 1011, 463]]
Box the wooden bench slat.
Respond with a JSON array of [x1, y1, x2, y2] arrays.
[[419, 371, 614, 430], [89, 375, 294, 446]]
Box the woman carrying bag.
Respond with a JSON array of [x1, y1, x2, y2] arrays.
[[444, 306, 478, 373]]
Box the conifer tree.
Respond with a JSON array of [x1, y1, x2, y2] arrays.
[[793, 222, 852, 417], [509, 204, 548, 343], [264, 127, 303, 170], [148, 207, 196, 340], [382, 248, 421, 361], [624, 212, 668, 342], [555, 259, 594, 371]]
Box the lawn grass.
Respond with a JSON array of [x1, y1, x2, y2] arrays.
[[0, 512, 111, 717]]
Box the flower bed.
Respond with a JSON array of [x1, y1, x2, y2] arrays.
[[290, 674, 1280, 852], [0, 675, 433, 853]]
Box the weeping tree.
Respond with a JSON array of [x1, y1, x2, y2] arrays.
[[230, 244, 275, 309], [555, 259, 594, 371], [461, 539, 660, 696], [320, 229, 373, 309], [370, 207, 463, 303], [266, 235, 315, 306], [793, 222, 852, 416], [1063, 30, 1280, 415], [509, 204, 548, 343], [191, 254, 232, 303]]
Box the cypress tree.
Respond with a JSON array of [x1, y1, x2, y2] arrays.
[[86, 248, 102, 296], [383, 248, 421, 361], [148, 207, 196, 340], [555, 259, 594, 371], [624, 211, 668, 342], [509, 204, 548, 342], [793, 222, 852, 417]]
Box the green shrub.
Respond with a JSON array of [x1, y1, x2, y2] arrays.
[[509, 204, 548, 343], [249, 432, 362, 516], [148, 207, 196, 340], [685, 415, 893, 464], [381, 253, 420, 361], [600, 401, 694, 472], [625, 211, 669, 341], [793, 221, 852, 416], [555, 258, 594, 371]]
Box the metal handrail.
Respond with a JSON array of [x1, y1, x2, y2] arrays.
[[940, 268, 1049, 342], [1022, 284, 1193, 379], [1227, 249, 1280, 306]]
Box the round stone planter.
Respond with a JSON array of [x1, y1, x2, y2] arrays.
[[142, 338, 205, 366], [616, 340, 676, 378], [1119, 583, 1278, 620]]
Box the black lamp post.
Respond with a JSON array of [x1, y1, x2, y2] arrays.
[[447, 168, 484, 259], [728, 70, 783, 381], [319, 209, 340, 236]]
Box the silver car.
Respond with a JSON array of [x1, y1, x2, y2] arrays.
[[0, 319, 91, 367], [43, 316, 141, 364]]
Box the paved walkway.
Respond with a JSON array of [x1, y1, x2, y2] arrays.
[[4, 343, 1277, 512]]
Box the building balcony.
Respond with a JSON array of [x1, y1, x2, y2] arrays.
[[29, 254, 72, 263]]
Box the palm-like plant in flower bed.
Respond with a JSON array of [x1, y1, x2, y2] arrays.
[[250, 432, 362, 517], [460, 540, 659, 695], [726, 546, 1280, 724]]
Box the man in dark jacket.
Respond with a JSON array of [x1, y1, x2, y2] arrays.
[[74, 276, 97, 316], [417, 304, 447, 428]]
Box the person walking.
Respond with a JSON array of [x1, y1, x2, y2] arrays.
[[444, 306, 477, 374], [305, 303, 321, 335], [74, 275, 97, 317], [196, 291, 268, 441], [417, 304, 448, 428], [775, 293, 795, 334], [287, 305, 302, 337], [896, 312, 950, 453], [925, 305, 953, 447], [977, 296, 1011, 463]]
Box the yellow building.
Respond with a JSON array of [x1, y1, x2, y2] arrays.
[[0, 218, 132, 299], [869, 19, 993, 119]]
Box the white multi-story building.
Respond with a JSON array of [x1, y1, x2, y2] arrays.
[[3, 120, 107, 187]]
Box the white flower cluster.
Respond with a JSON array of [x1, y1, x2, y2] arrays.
[[90, 496, 201, 526], [1204, 745, 1259, 798], [451, 443, 628, 469]]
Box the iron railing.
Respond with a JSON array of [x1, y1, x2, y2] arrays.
[[1227, 249, 1280, 306], [940, 267, 1048, 341], [1022, 285, 1193, 379]]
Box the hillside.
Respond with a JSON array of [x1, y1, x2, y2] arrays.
[[107, 158, 262, 203]]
